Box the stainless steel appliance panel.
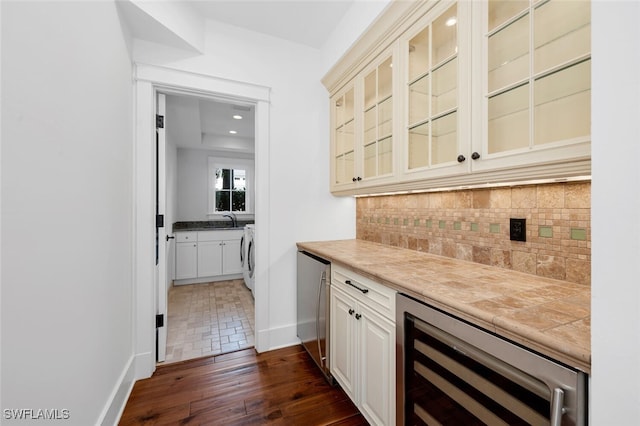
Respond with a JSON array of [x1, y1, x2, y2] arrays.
[[297, 250, 332, 383], [397, 293, 587, 426]]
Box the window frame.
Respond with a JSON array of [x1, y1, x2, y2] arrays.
[[207, 157, 255, 216]]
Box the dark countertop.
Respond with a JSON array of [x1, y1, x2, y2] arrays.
[[172, 220, 254, 232], [297, 239, 591, 374]]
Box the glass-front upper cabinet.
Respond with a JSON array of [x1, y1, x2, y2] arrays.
[[478, 0, 591, 170], [331, 85, 356, 190], [402, 2, 470, 181], [361, 52, 395, 183]]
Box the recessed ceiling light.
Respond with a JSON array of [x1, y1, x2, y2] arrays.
[[446, 17, 457, 27], [233, 115, 243, 120], [229, 130, 237, 134]]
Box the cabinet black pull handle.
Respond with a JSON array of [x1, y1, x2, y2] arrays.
[[357, 177, 362, 181], [355, 313, 362, 320], [345, 279, 369, 294], [457, 154, 466, 163], [166, 235, 175, 241], [352, 177, 357, 182], [348, 308, 355, 315], [471, 152, 480, 160]]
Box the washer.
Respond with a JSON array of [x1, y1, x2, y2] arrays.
[[242, 224, 255, 297]]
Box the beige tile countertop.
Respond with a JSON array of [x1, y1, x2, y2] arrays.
[[297, 239, 591, 374]]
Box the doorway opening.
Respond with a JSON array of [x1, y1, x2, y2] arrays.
[[159, 92, 257, 364]]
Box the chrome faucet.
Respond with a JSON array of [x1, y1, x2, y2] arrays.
[[222, 212, 237, 228]]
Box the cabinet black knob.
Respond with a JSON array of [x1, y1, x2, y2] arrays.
[[355, 313, 362, 320], [352, 177, 357, 182], [357, 176, 362, 181], [457, 154, 466, 163], [471, 152, 480, 160], [348, 308, 355, 316]]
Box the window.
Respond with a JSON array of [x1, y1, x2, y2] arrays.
[[214, 168, 246, 212], [208, 158, 254, 214]]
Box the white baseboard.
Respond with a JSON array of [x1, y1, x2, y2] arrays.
[[134, 351, 155, 380], [255, 323, 300, 353], [97, 355, 135, 426], [173, 273, 243, 286]]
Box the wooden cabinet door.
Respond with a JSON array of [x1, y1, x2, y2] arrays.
[[358, 303, 395, 426], [197, 241, 223, 277], [330, 286, 357, 401], [175, 242, 198, 279], [222, 238, 243, 275]]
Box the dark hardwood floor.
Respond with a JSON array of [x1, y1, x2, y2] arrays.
[[120, 345, 368, 425]]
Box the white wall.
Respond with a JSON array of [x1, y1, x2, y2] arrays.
[[591, 2, 640, 424], [175, 148, 254, 222], [1, 1, 135, 425], [320, 0, 392, 74]]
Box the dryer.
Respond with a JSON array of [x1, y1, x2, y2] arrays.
[[242, 224, 255, 297]]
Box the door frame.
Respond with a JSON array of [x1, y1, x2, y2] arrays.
[[133, 64, 271, 379]]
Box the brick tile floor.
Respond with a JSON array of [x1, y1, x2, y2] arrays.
[[163, 279, 255, 364]]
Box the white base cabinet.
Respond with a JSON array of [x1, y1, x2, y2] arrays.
[[330, 265, 396, 426], [174, 229, 243, 284], [175, 232, 198, 280]]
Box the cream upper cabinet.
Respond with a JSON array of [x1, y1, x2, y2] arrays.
[[400, 1, 471, 182], [331, 84, 357, 191], [330, 46, 400, 193], [324, 0, 591, 196], [471, 0, 591, 175], [360, 50, 397, 186]]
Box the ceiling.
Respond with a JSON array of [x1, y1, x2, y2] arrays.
[[166, 95, 256, 154], [166, 0, 360, 154], [186, 0, 355, 49]]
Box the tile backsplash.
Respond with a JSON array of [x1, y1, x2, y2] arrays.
[[356, 181, 591, 285]]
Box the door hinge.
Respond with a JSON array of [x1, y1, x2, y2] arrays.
[[156, 114, 164, 129], [156, 214, 164, 228], [156, 314, 164, 328]]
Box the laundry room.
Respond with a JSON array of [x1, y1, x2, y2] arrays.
[[162, 93, 257, 364]]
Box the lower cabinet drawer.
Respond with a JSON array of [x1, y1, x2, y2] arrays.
[[332, 264, 396, 321]]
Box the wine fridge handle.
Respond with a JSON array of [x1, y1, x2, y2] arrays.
[[550, 388, 566, 426]]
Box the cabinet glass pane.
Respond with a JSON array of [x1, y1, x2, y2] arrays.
[[337, 120, 354, 155], [534, 60, 590, 146], [432, 112, 457, 165], [344, 88, 355, 122], [378, 97, 393, 138], [408, 122, 429, 170], [378, 137, 393, 175], [432, 4, 457, 65], [378, 57, 393, 100], [409, 75, 430, 126], [335, 98, 345, 127], [534, 0, 590, 74], [364, 142, 376, 178], [365, 70, 377, 110], [488, 0, 528, 31], [343, 120, 354, 153], [488, 84, 529, 153], [432, 58, 457, 115], [335, 152, 355, 185], [409, 27, 429, 82], [364, 107, 376, 144], [488, 14, 529, 92]]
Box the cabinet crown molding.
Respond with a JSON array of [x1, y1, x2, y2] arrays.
[[322, 0, 437, 95]]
